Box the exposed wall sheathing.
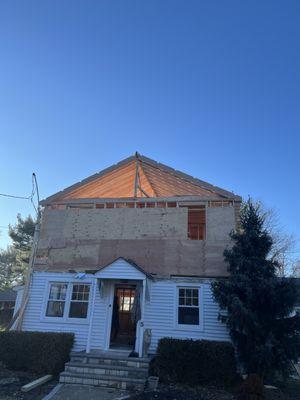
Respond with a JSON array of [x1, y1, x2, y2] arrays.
[[35, 207, 235, 277], [39, 208, 188, 241]]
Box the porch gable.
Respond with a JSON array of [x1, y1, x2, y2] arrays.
[[93, 257, 149, 281]]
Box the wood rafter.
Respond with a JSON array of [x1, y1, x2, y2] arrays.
[[40, 153, 241, 204]]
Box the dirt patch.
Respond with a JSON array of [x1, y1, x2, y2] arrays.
[[0, 366, 57, 400], [129, 381, 300, 400], [130, 384, 236, 400], [264, 379, 300, 400]]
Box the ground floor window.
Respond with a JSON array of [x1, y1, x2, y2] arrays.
[[45, 282, 90, 320], [177, 287, 200, 326], [69, 284, 90, 318], [46, 283, 68, 317]]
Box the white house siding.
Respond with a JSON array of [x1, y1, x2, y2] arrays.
[[95, 258, 146, 280], [22, 271, 92, 351], [89, 280, 111, 350], [22, 270, 229, 353], [144, 280, 229, 353]]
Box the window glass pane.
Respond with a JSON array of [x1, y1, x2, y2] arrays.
[[69, 302, 88, 318], [46, 301, 65, 317], [71, 284, 90, 301], [49, 283, 67, 300], [69, 284, 90, 318], [185, 297, 192, 306], [123, 297, 130, 311], [179, 288, 185, 297], [193, 297, 199, 306], [178, 307, 199, 325], [119, 289, 135, 312]]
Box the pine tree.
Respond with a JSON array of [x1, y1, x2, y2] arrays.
[[212, 200, 300, 379], [0, 246, 18, 289], [0, 215, 36, 287], [8, 214, 36, 277]]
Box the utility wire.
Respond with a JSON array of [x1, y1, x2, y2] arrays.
[[0, 173, 41, 218], [0, 193, 31, 200]]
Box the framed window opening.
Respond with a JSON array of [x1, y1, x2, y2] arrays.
[[178, 205, 206, 240]]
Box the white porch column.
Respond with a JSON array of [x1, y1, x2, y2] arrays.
[[86, 277, 97, 353], [138, 279, 147, 357]]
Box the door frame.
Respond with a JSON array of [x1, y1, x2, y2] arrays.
[[104, 282, 115, 350], [109, 284, 137, 347], [104, 279, 145, 354]]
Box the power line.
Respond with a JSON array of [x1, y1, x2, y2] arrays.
[[0, 193, 31, 200], [0, 173, 41, 218]]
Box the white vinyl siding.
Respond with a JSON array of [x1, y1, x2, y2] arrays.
[[22, 271, 229, 353], [95, 258, 146, 280], [22, 272, 92, 351], [143, 280, 229, 353]]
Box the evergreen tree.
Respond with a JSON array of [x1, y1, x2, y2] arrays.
[[0, 215, 36, 287], [8, 214, 36, 275], [212, 200, 300, 379], [0, 246, 18, 289]]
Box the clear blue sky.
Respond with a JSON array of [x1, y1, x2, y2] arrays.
[[0, 1, 299, 259]]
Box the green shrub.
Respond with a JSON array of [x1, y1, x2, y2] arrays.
[[0, 331, 74, 375], [152, 338, 238, 386]]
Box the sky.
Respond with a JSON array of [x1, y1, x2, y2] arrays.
[[0, 1, 299, 260]]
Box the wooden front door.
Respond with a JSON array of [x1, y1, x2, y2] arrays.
[[110, 286, 136, 347]]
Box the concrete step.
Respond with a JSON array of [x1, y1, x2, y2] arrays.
[[70, 352, 150, 369], [60, 371, 146, 391], [65, 361, 148, 379]]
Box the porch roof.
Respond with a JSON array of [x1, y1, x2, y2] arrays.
[[87, 257, 153, 280]]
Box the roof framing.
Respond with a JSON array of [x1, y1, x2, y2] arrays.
[[41, 153, 242, 205]]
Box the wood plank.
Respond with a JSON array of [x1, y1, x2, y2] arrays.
[[21, 375, 52, 392]]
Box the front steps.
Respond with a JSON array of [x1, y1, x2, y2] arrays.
[[59, 351, 150, 391]]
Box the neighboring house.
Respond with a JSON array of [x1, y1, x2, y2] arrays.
[[0, 288, 16, 312], [17, 154, 242, 357], [0, 288, 17, 329]]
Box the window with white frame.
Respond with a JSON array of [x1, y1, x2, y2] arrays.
[[46, 283, 68, 317], [177, 287, 200, 326], [45, 282, 90, 319], [69, 284, 90, 318]]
